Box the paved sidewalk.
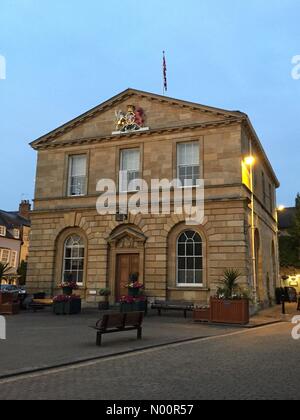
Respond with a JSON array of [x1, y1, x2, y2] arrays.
[[0, 309, 237, 377], [251, 302, 299, 323], [0, 304, 290, 378]]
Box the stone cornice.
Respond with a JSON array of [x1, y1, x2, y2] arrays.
[[32, 117, 243, 151], [31, 195, 248, 215], [241, 119, 280, 188], [33, 183, 245, 204]]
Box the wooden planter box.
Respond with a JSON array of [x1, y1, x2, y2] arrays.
[[98, 302, 110, 311], [53, 302, 64, 315], [0, 293, 20, 315], [120, 301, 147, 314], [210, 298, 249, 325], [62, 287, 73, 296], [128, 289, 140, 297], [65, 299, 81, 314], [193, 308, 210, 322], [0, 303, 20, 315], [0, 293, 15, 305], [53, 299, 81, 315]]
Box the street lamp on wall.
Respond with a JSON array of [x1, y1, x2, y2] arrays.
[[244, 156, 255, 167], [277, 205, 285, 213]]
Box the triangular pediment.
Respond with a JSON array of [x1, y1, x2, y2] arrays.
[[30, 89, 245, 149], [108, 225, 146, 247]]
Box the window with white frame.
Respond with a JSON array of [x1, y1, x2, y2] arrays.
[[177, 231, 203, 286], [63, 235, 85, 285], [0, 226, 6, 237], [120, 149, 140, 192], [68, 155, 87, 197], [177, 142, 200, 187], [10, 251, 18, 268], [0, 249, 10, 265], [13, 229, 20, 239]]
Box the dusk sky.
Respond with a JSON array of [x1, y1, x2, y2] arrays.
[[0, 0, 299, 210]]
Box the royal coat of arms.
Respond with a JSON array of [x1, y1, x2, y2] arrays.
[[114, 105, 147, 133]]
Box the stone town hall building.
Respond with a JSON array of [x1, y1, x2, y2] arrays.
[[27, 89, 280, 305]]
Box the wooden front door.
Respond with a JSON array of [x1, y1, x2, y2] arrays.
[[116, 254, 140, 299]]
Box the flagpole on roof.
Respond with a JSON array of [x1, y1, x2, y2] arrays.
[[163, 51, 168, 96]]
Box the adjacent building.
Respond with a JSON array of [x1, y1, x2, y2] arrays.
[[278, 207, 300, 292], [26, 89, 280, 306], [0, 201, 31, 284]]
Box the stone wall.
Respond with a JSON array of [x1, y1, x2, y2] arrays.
[[27, 198, 251, 304]]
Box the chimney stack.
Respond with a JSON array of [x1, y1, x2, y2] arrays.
[[19, 200, 31, 220]]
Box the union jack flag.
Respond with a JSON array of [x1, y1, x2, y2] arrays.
[[163, 51, 168, 93]]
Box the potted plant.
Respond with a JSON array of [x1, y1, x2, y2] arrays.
[[0, 263, 11, 285], [210, 269, 251, 325], [119, 295, 148, 314], [119, 295, 136, 313], [59, 273, 79, 296], [53, 294, 81, 315], [126, 273, 144, 297], [98, 288, 111, 311]]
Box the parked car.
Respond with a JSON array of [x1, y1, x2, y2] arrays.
[[275, 287, 298, 304], [0, 285, 27, 301], [285, 287, 298, 303]]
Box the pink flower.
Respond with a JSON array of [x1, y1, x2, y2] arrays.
[[128, 282, 144, 289], [53, 295, 81, 303], [59, 281, 79, 290], [119, 295, 147, 304]]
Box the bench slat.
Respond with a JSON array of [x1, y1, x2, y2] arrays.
[[124, 312, 144, 327]]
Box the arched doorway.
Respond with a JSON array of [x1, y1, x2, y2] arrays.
[[108, 225, 147, 302]]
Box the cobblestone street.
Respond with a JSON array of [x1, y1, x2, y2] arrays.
[[1, 321, 298, 400], [0, 309, 238, 377]]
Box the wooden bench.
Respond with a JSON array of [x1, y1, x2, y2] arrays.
[[29, 299, 53, 312], [151, 300, 195, 318], [90, 312, 144, 346]]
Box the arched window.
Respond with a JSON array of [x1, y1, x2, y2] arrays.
[[177, 230, 203, 286], [63, 235, 85, 285]]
